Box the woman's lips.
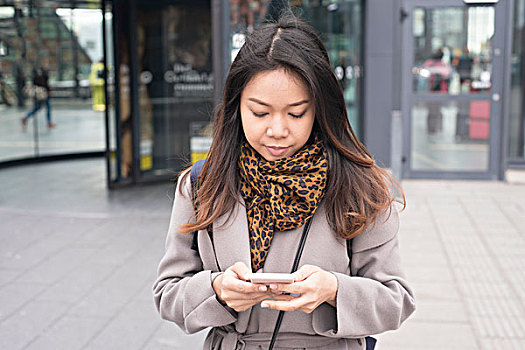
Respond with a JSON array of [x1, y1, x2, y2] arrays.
[[265, 146, 289, 157]]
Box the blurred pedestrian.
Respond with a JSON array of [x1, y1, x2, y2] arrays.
[[153, 14, 415, 350], [21, 67, 56, 129], [423, 48, 450, 134]]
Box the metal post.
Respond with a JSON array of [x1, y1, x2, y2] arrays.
[[391, 110, 403, 181], [102, 0, 111, 187]]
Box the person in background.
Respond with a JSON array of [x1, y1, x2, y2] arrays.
[[21, 66, 55, 129], [89, 59, 105, 111]]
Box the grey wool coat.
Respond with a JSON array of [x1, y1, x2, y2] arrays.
[[153, 174, 416, 350]]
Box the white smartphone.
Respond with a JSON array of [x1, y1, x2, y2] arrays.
[[247, 273, 295, 284]]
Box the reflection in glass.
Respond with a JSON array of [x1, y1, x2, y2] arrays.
[[133, 1, 213, 173], [411, 100, 490, 171], [0, 6, 106, 162], [508, 0, 525, 159], [229, 0, 271, 61], [228, 0, 363, 138], [412, 6, 494, 95], [297, 1, 363, 137]]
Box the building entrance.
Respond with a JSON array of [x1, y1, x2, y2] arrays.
[[401, 0, 506, 179]]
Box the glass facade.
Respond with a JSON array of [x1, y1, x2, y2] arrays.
[[0, 3, 106, 162], [228, 0, 363, 138], [411, 100, 490, 171], [508, 0, 525, 161], [107, 0, 213, 183], [0, 0, 523, 183], [407, 4, 499, 175], [412, 7, 494, 95]]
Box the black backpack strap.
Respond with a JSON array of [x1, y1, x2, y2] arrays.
[[190, 159, 206, 190], [189, 160, 206, 251]]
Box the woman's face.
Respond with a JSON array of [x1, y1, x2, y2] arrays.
[[240, 68, 315, 161]]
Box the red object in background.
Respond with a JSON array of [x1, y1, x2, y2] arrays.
[[469, 101, 490, 140]]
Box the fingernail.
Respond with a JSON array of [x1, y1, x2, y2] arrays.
[[258, 285, 267, 292], [269, 284, 278, 290], [272, 290, 283, 295], [261, 301, 269, 308]]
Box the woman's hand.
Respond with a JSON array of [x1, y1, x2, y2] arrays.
[[212, 262, 293, 312], [260, 265, 338, 313]]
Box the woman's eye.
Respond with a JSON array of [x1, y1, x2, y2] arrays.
[[252, 112, 268, 117], [289, 112, 305, 118]]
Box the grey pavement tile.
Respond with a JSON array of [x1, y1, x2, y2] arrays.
[[35, 263, 116, 305], [375, 320, 479, 349], [0, 227, 79, 270], [0, 214, 51, 253], [464, 297, 524, 318], [24, 315, 109, 350], [83, 300, 162, 350], [142, 322, 207, 350], [410, 299, 469, 323], [0, 281, 47, 321], [134, 281, 157, 303], [411, 281, 462, 302], [0, 269, 22, 288], [456, 279, 515, 299], [70, 263, 148, 318], [403, 264, 456, 284], [471, 316, 525, 339], [400, 250, 449, 269], [0, 300, 69, 350], [481, 339, 525, 350], [15, 247, 98, 285]]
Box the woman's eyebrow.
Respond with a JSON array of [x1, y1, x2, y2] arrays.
[[247, 97, 309, 107]]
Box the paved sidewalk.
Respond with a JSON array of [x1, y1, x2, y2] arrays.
[[0, 159, 524, 349]]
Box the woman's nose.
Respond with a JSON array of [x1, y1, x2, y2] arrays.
[[266, 114, 289, 138]]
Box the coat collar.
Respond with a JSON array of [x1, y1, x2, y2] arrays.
[[212, 197, 252, 272]]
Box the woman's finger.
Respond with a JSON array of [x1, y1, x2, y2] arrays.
[[230, 261, 252, 281], [261, 296, 312, 312], [292, 264, 319, 282]]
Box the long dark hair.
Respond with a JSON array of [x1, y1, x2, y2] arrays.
[[179, 15, 404, 238]]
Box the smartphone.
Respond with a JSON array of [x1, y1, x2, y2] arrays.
[[247, 273, 295, 284]]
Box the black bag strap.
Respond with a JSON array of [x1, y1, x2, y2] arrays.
[[268, 216, 313, 350]]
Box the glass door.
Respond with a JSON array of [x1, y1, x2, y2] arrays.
[[401, 0, 505, 179]]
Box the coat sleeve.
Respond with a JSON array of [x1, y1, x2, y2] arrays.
[[312, 206, 416, 338], [152, 173, 237, 333]]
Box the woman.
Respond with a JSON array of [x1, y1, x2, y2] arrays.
[[153, 15, 415, 350]]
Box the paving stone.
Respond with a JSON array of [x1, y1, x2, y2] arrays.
[[410, 280, 462, 302], [24, 315, 109, 350], [84, 300, 162, 350], [15, 247, 98, 285], [142, 322, 207, 350], [0, 300, 70, 350], [0, 281, 47, 321], [376, 320, 479, 349]]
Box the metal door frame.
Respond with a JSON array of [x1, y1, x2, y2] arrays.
[[400, 0, 507, 180]]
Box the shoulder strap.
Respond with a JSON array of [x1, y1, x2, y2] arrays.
[[190, 159, 206, 190], [268, 217, 313, 350], [189, 160, 206, 251]]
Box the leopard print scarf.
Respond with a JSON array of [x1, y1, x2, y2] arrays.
[[238, 138, 328, 272]]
